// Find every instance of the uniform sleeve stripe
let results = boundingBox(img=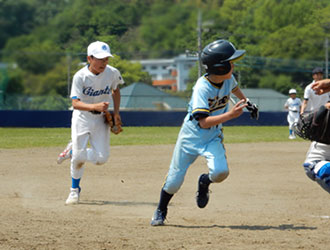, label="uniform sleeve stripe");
[192,108,209,114]
[231,85,239,92]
